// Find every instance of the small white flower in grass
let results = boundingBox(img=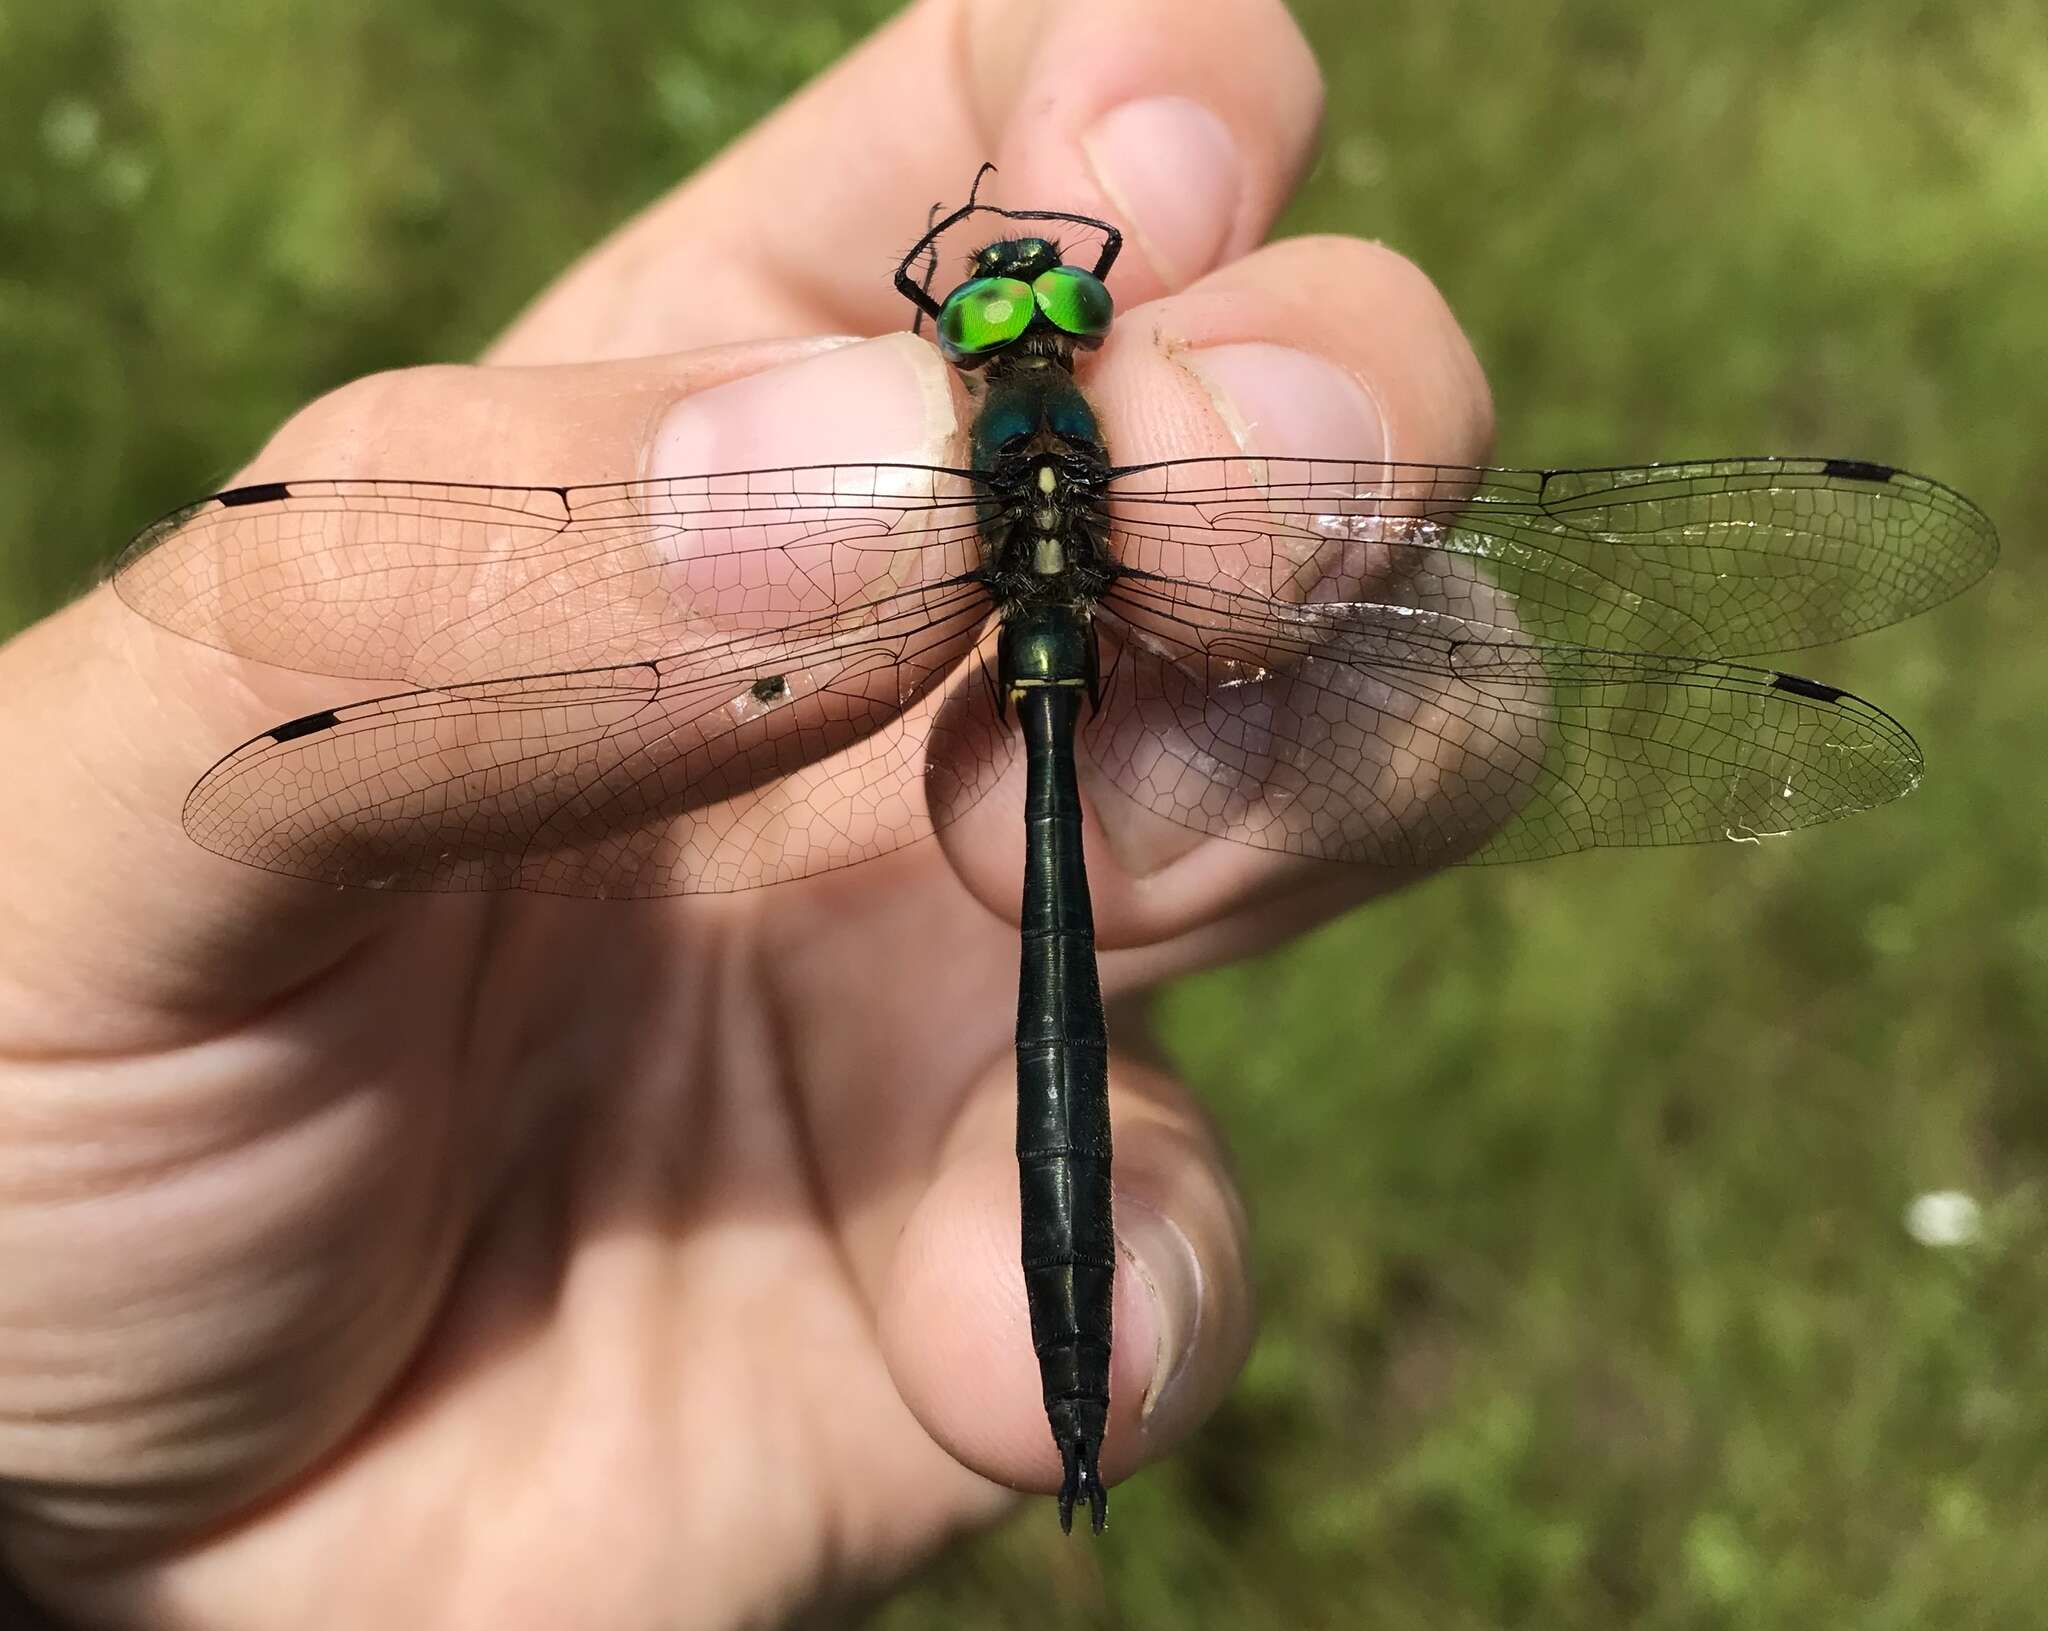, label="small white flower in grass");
[41,97,101,165]
[100,148,153,208]
[1904,1190,1980,1247]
